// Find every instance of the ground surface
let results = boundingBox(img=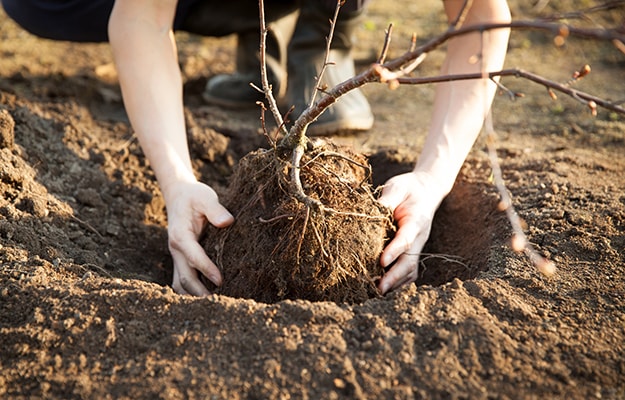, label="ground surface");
[1,1,624,399]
